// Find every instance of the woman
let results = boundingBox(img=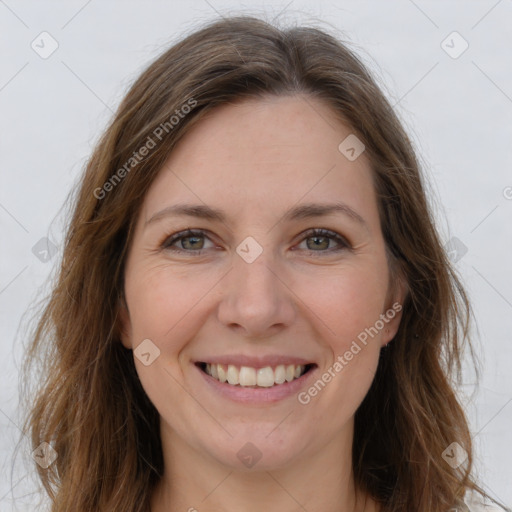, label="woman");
[22,14,508,512]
